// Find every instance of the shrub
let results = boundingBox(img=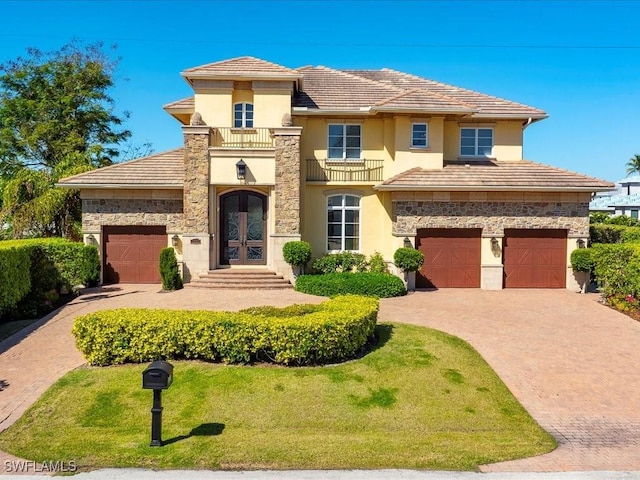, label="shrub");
[282,241,312,268]
[159,247,183,291]
[591,243,640,299]
[72,295,379,366]
[82,245,101,287]
[312,252,368,273]
[621,227,640,243]
[368,251,389,274]
[294,272,406,298]
[589,224,626,244]
[0,246,31,317]
[570,248,594,272]
[393,247,424,273]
